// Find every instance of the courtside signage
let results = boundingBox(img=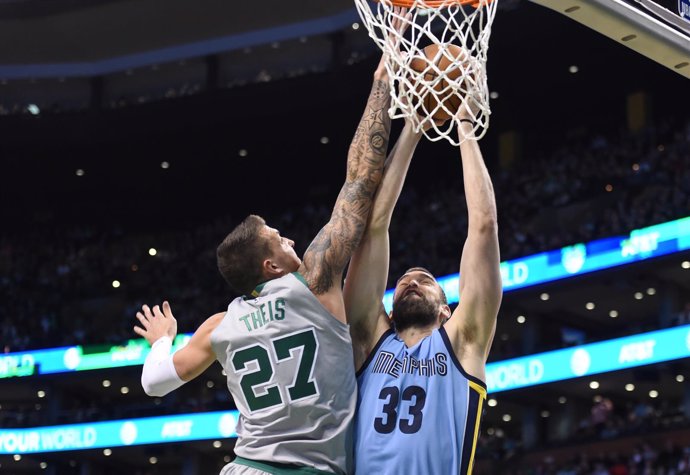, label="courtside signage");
[485,324,690,393]
[0,411,239,454]
[0,335,191,379]
[2,216,688,380]
[2,327,688,454]
[382,215,690,310]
